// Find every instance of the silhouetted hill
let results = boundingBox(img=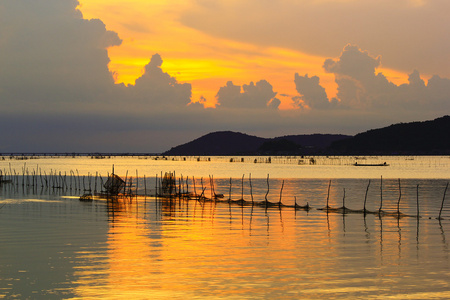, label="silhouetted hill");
[164,131,267,156]
[164,131,350,156]
[275,134,351,150]
[329,115,450,155]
